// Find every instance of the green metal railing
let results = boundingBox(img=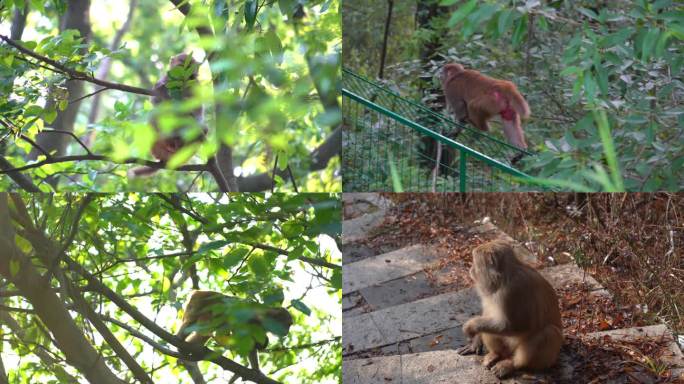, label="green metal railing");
[342,68,536,192]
